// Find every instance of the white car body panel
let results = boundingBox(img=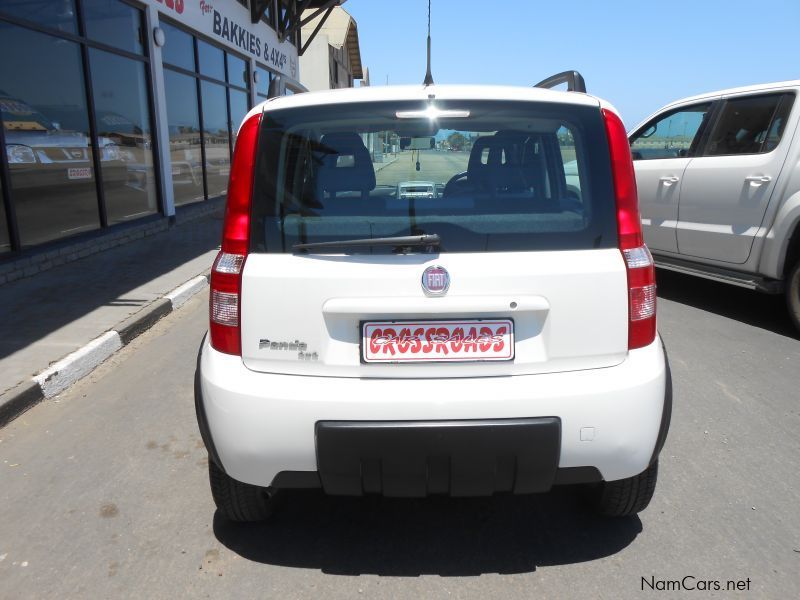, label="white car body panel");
[635,158,689,253]
[200,335,667,487]
[240,249,629,378]
[677,116,796,264]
